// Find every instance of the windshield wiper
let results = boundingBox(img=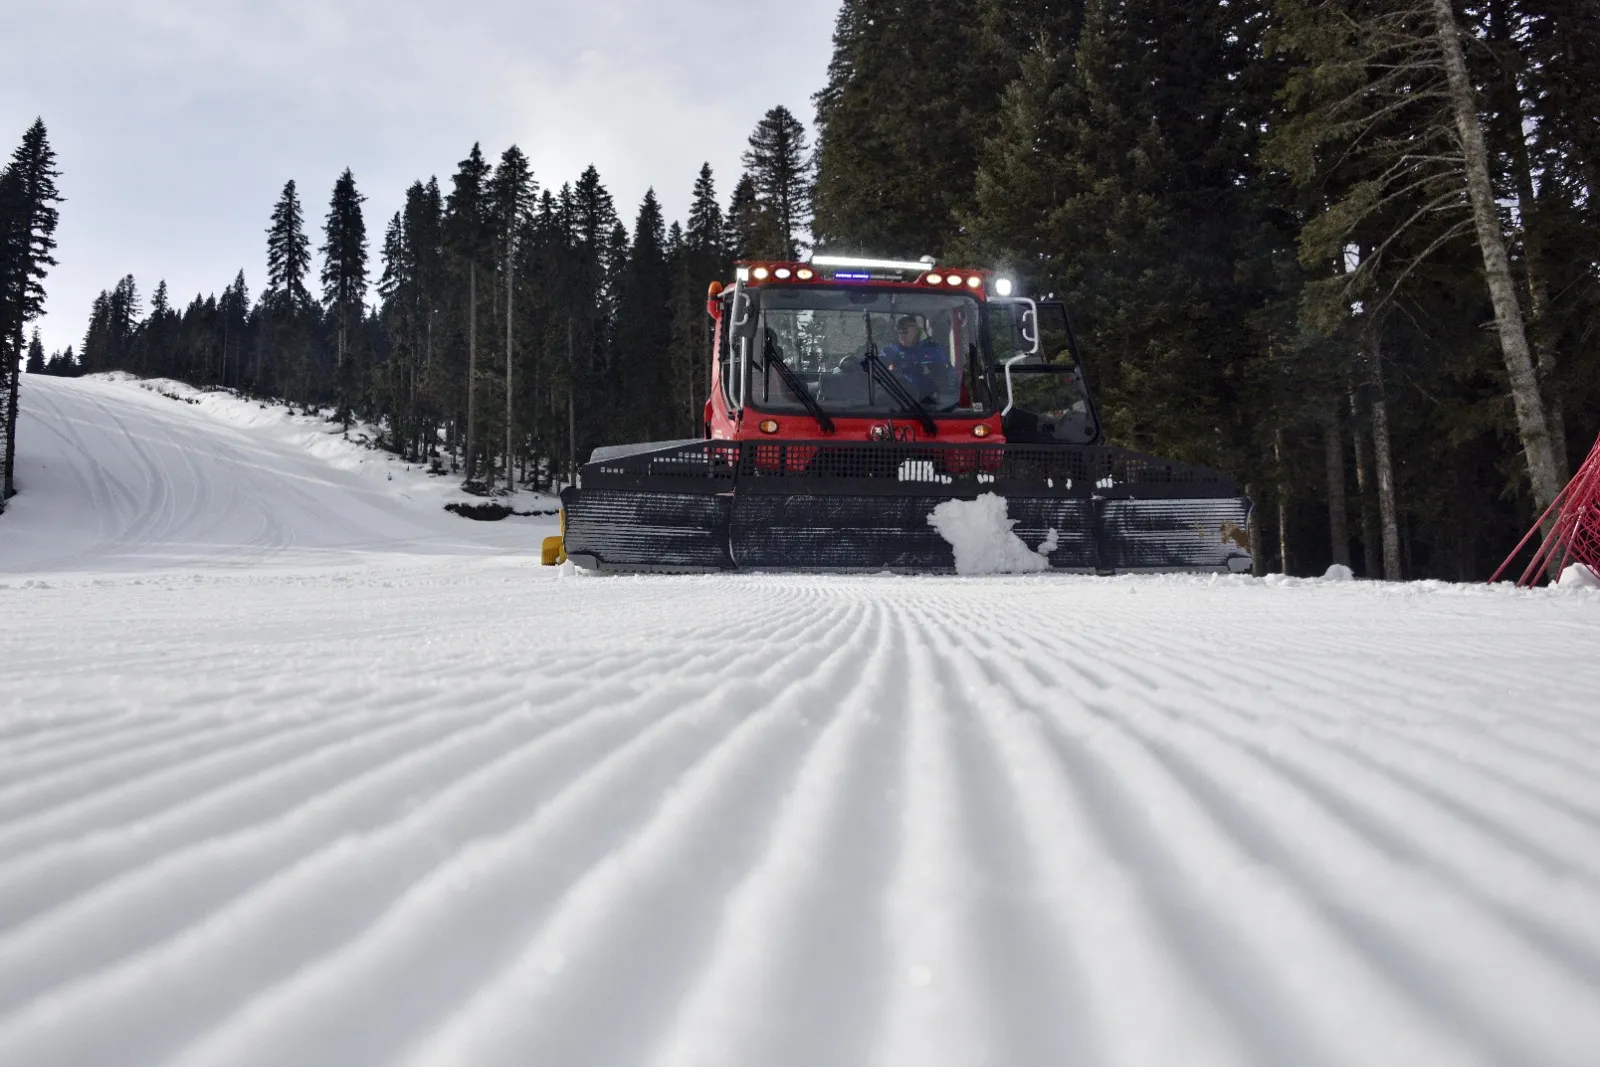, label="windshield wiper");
[860,346,938,436]
[763,333,835,436]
